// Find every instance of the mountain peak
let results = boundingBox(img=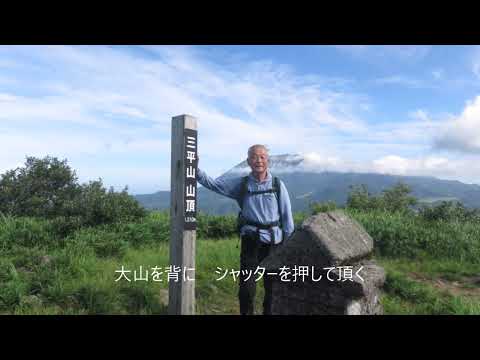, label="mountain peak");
[227,153,305,175]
